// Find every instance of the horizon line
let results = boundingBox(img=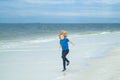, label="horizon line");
[0,22,120,24]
